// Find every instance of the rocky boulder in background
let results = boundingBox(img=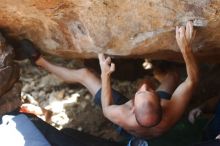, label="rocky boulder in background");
[0,33,22,115]
[0,0,219,62]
